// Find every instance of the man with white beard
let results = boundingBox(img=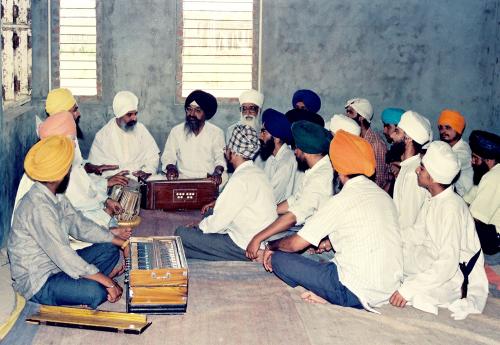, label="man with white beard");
[226,89,264,142]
